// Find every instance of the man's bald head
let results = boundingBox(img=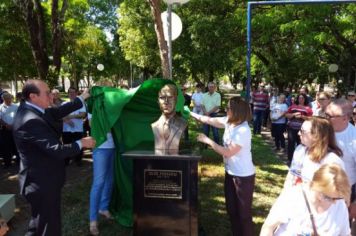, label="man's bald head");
[22,80,51,109]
